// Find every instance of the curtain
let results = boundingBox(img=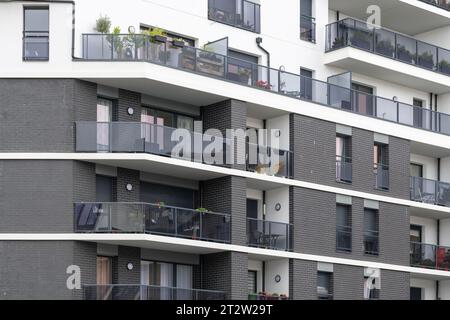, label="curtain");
[96,99,111,151]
